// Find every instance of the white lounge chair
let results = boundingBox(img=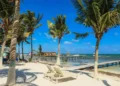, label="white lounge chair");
[50,66,77,83]
[44,65,55,79]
